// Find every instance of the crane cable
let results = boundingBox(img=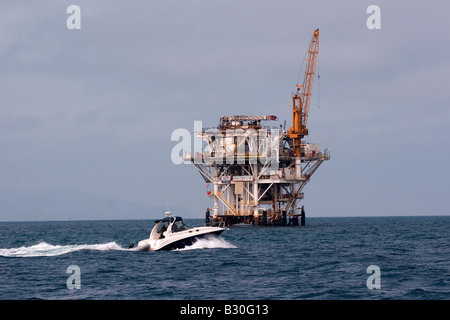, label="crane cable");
[295,31,321,112]
[295,47,309,89]
[317,54,321,109]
